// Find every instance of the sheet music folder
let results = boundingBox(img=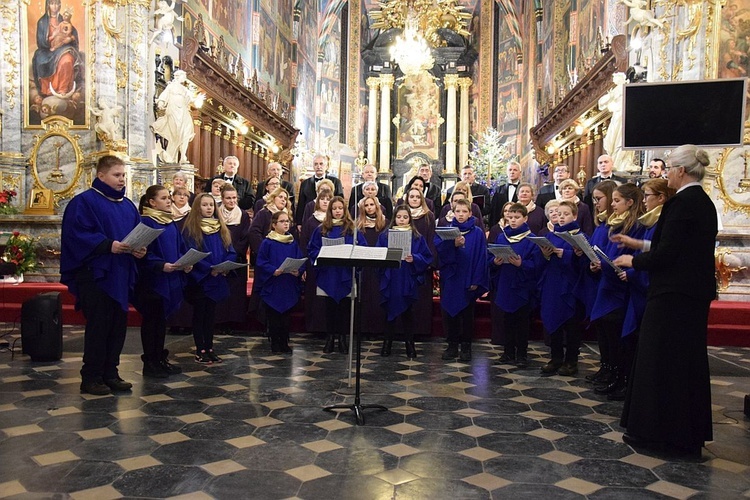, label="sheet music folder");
[316,245,402,269]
